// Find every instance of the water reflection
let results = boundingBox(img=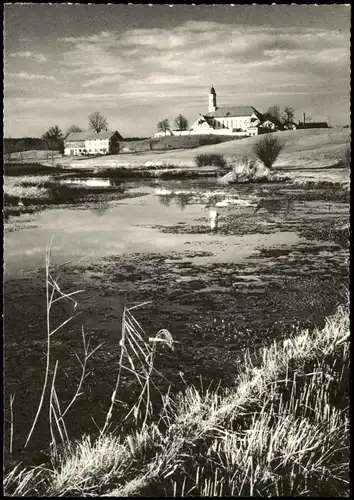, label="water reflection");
[157,191,195,211]
[156,188,229,211]
[158,194,173,207]
[90,202,110,217]
[175,192,194,211]
[254,197,294,215]
[61,177,122,188]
